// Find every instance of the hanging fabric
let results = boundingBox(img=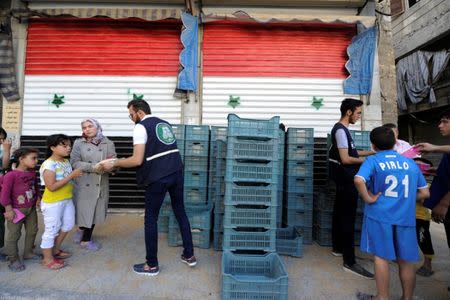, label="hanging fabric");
[177,12,198,92]
[343,26,377,95]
